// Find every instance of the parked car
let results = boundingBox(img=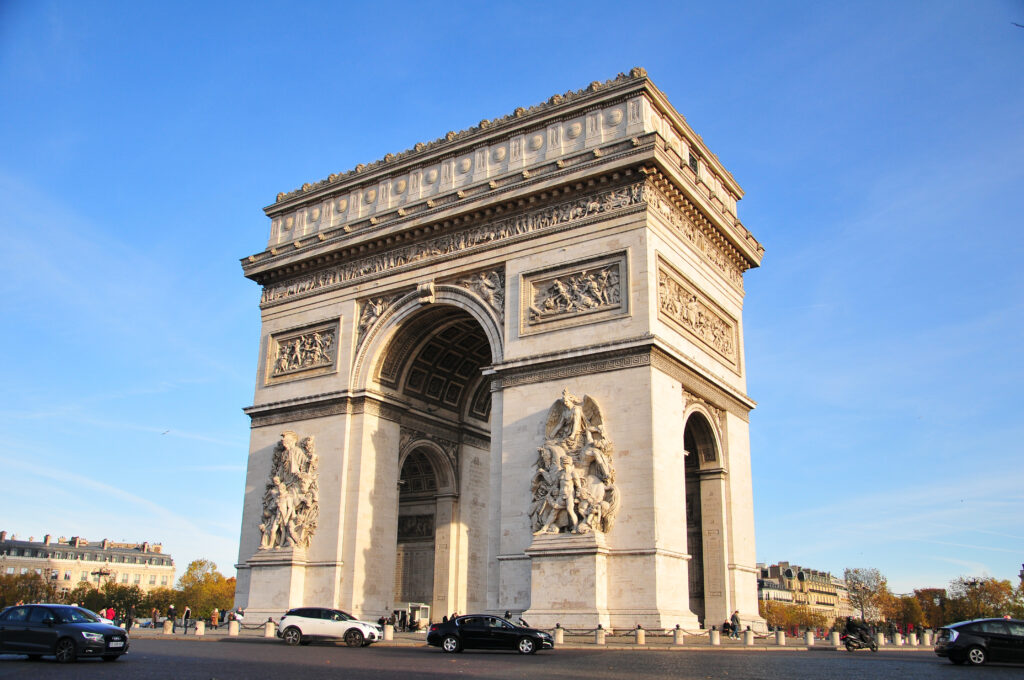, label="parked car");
[934,617,1024,665]
[277,607,382,647]
[427,615,554,654]
[0,604,129,663]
